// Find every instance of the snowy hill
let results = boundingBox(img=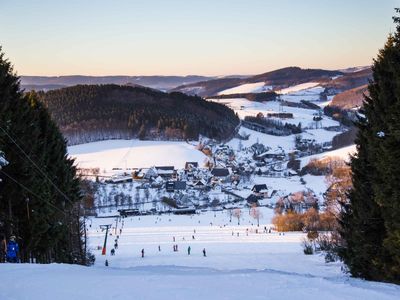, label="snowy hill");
[172,67,343,97]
